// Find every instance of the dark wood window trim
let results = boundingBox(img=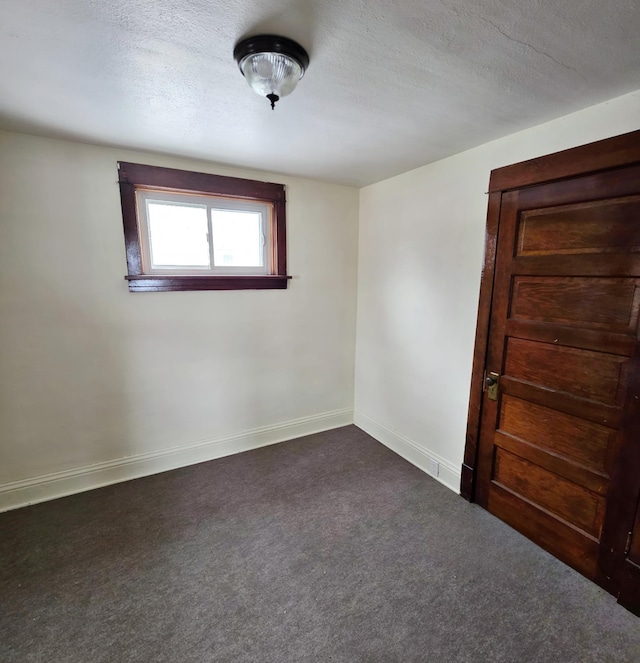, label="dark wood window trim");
[118,161,290,291]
